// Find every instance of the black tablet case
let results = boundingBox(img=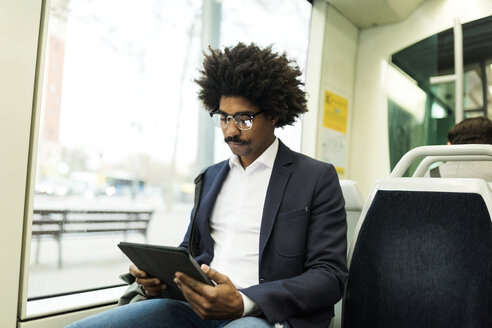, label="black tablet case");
[118,241,213,301]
